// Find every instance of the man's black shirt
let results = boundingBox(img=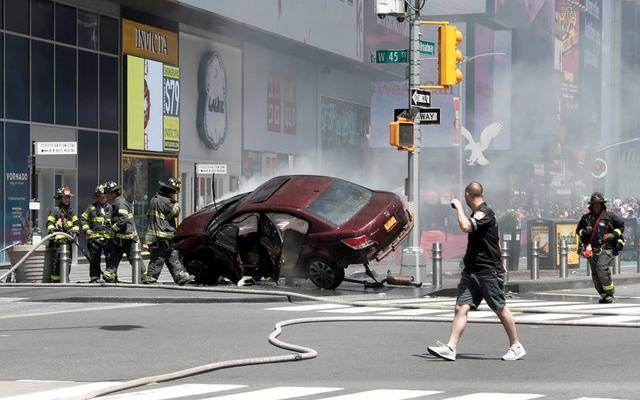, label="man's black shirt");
[463,202,501,273]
